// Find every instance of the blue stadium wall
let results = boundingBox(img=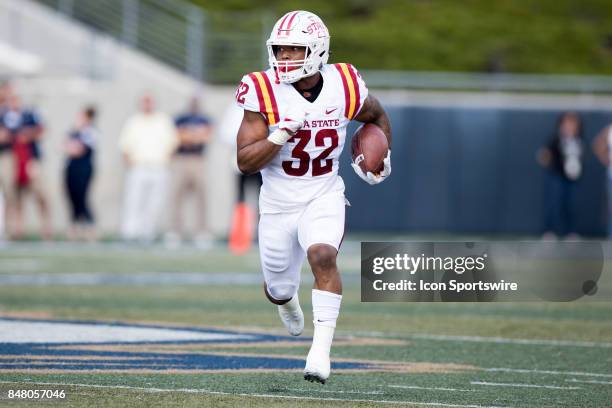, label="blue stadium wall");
[339,105,612,237]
